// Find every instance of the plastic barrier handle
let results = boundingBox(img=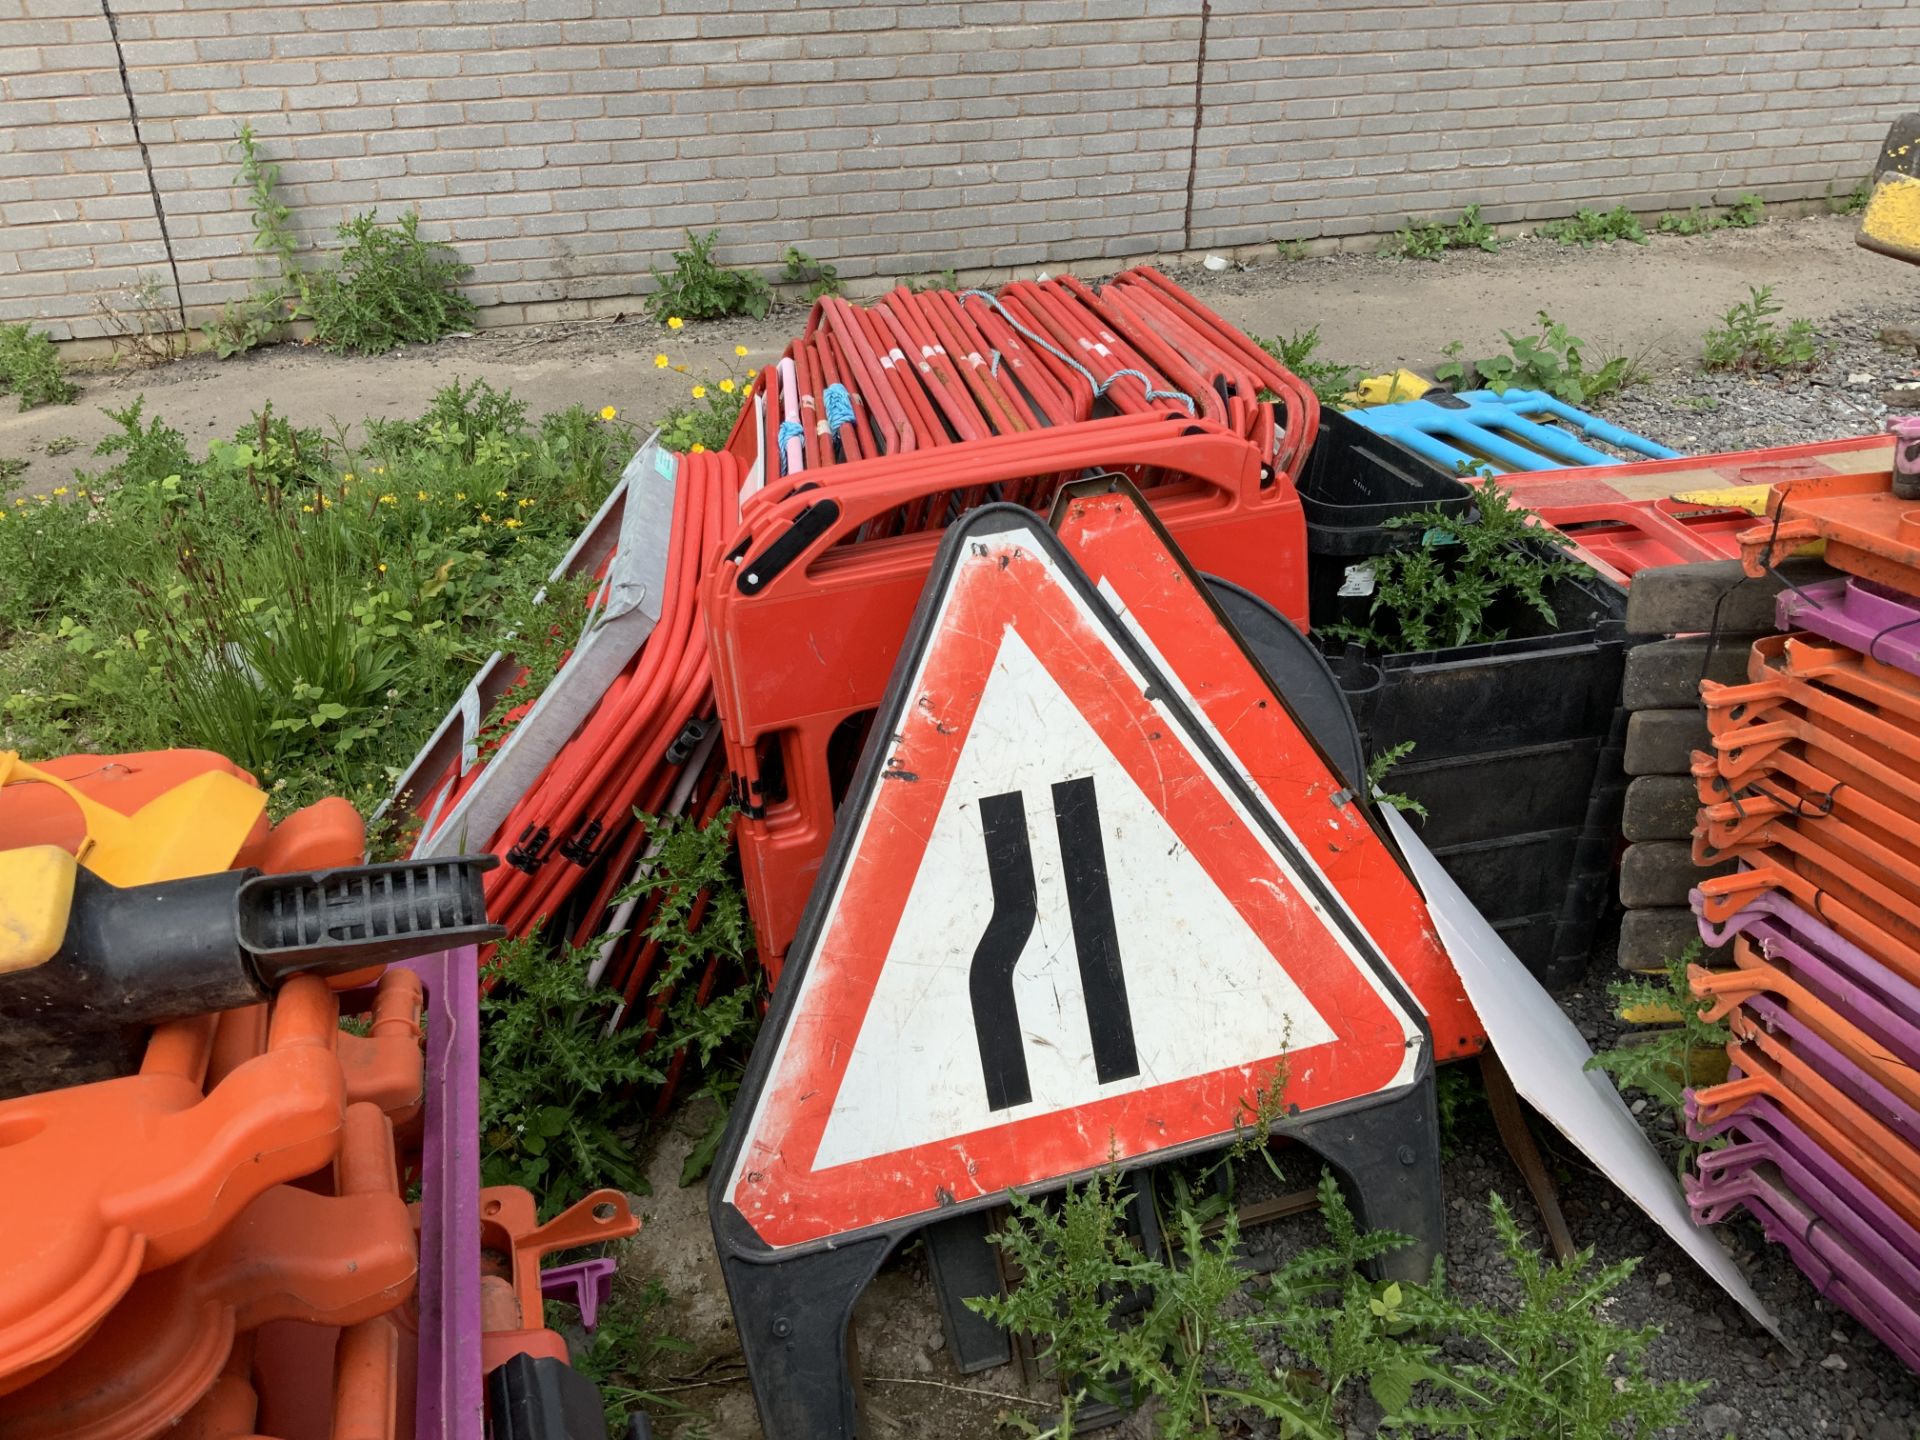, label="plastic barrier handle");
[1739,516,1823,574]
[732,426,1260,600]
